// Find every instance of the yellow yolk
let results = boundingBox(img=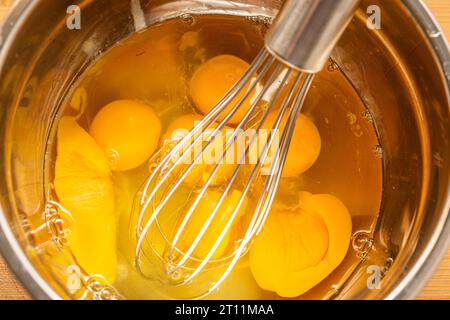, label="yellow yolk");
[163,114,236,186]
[90,100,162,171]
[259,111,321,177]
[249,193,352,297]
[180,189,248,259]
[190,55,255,125]
[54,116,117,283]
